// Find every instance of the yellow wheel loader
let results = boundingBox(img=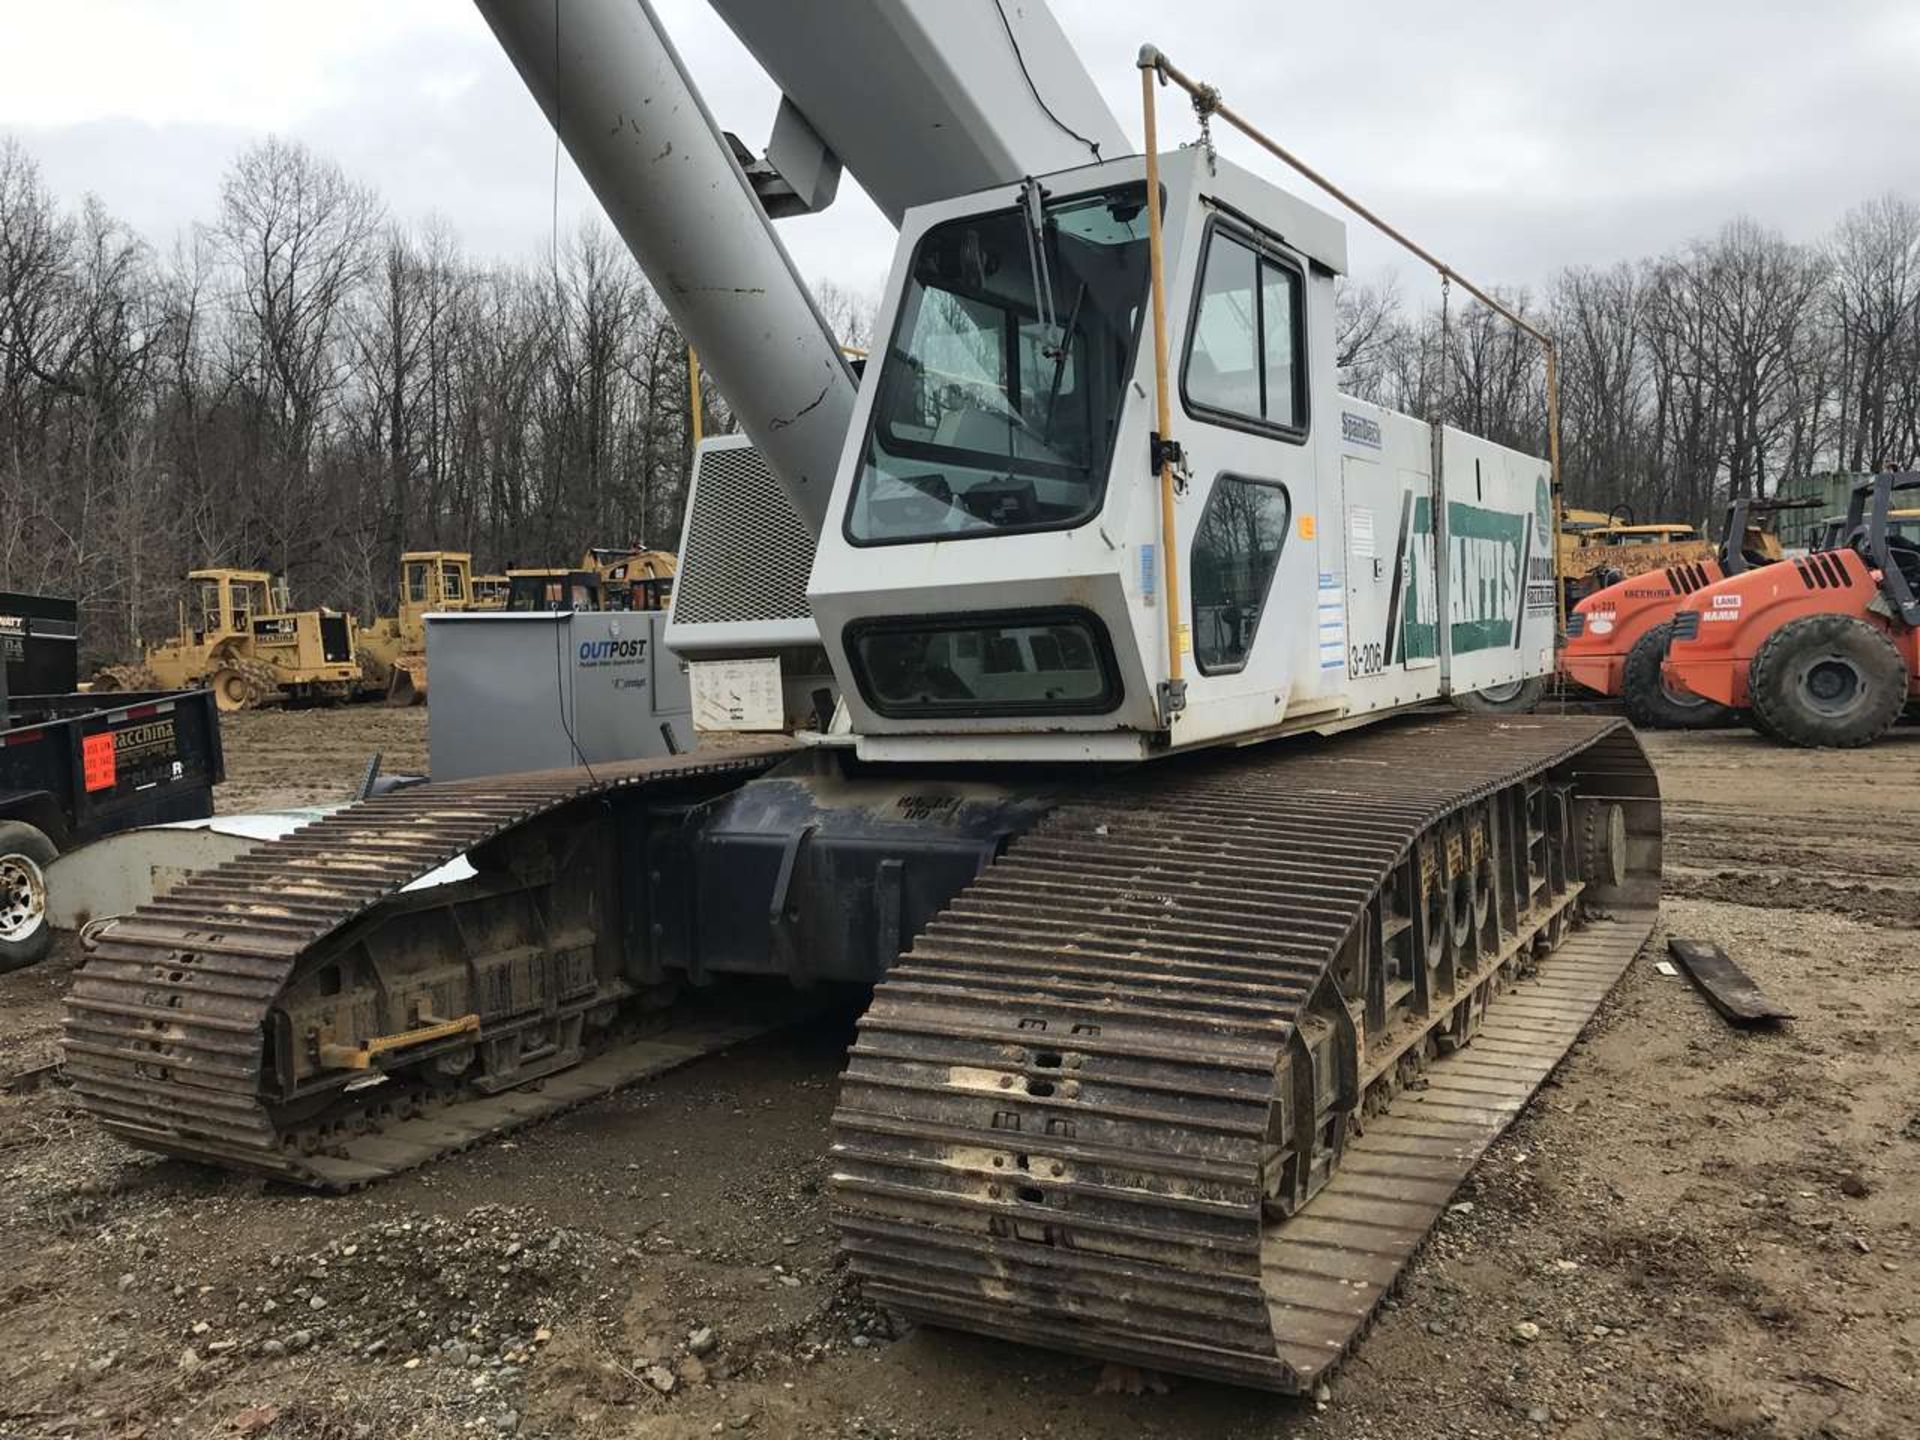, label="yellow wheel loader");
[357,551,485,706]
[1558,504,1771,607]
[111,570,360,713]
